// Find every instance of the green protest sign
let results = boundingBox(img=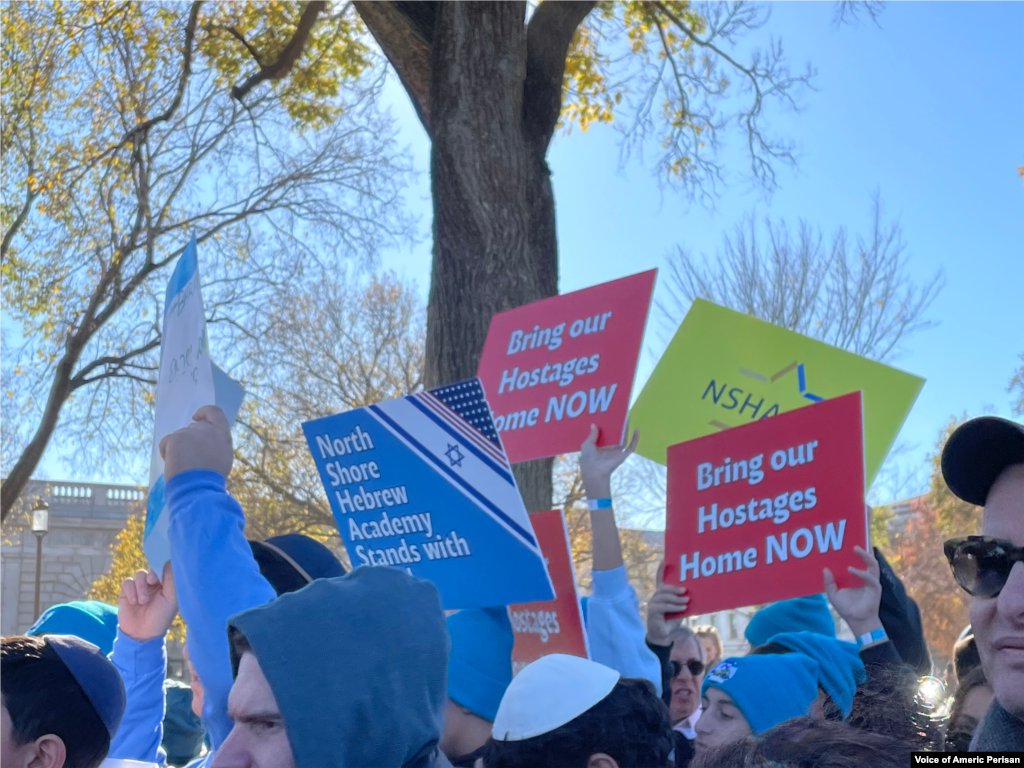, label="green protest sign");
[629,299,924,487]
